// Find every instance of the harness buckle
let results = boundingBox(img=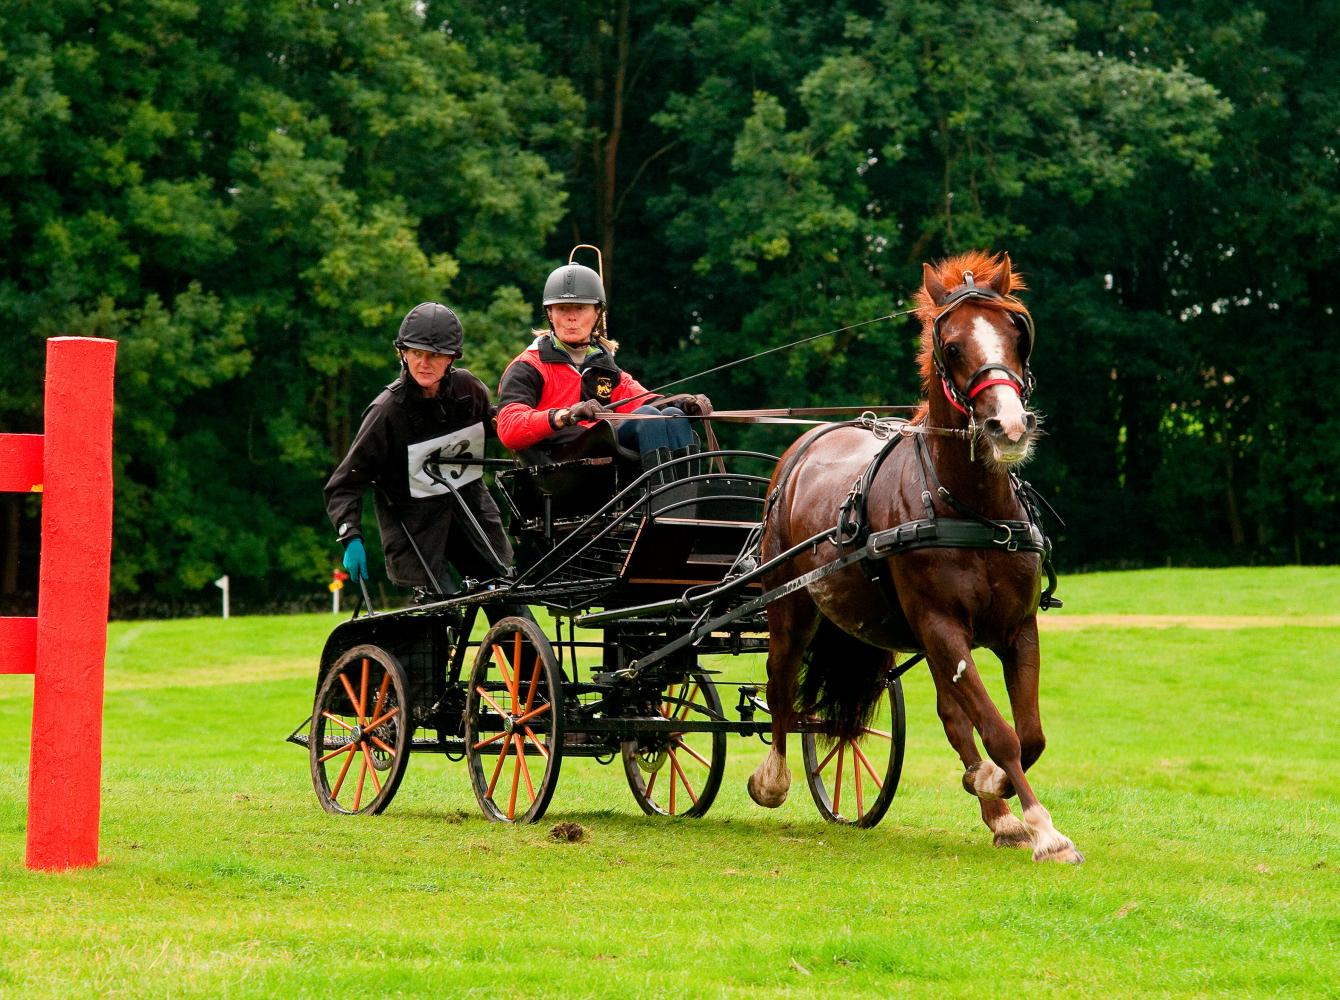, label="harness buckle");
[993,524,1020,551]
